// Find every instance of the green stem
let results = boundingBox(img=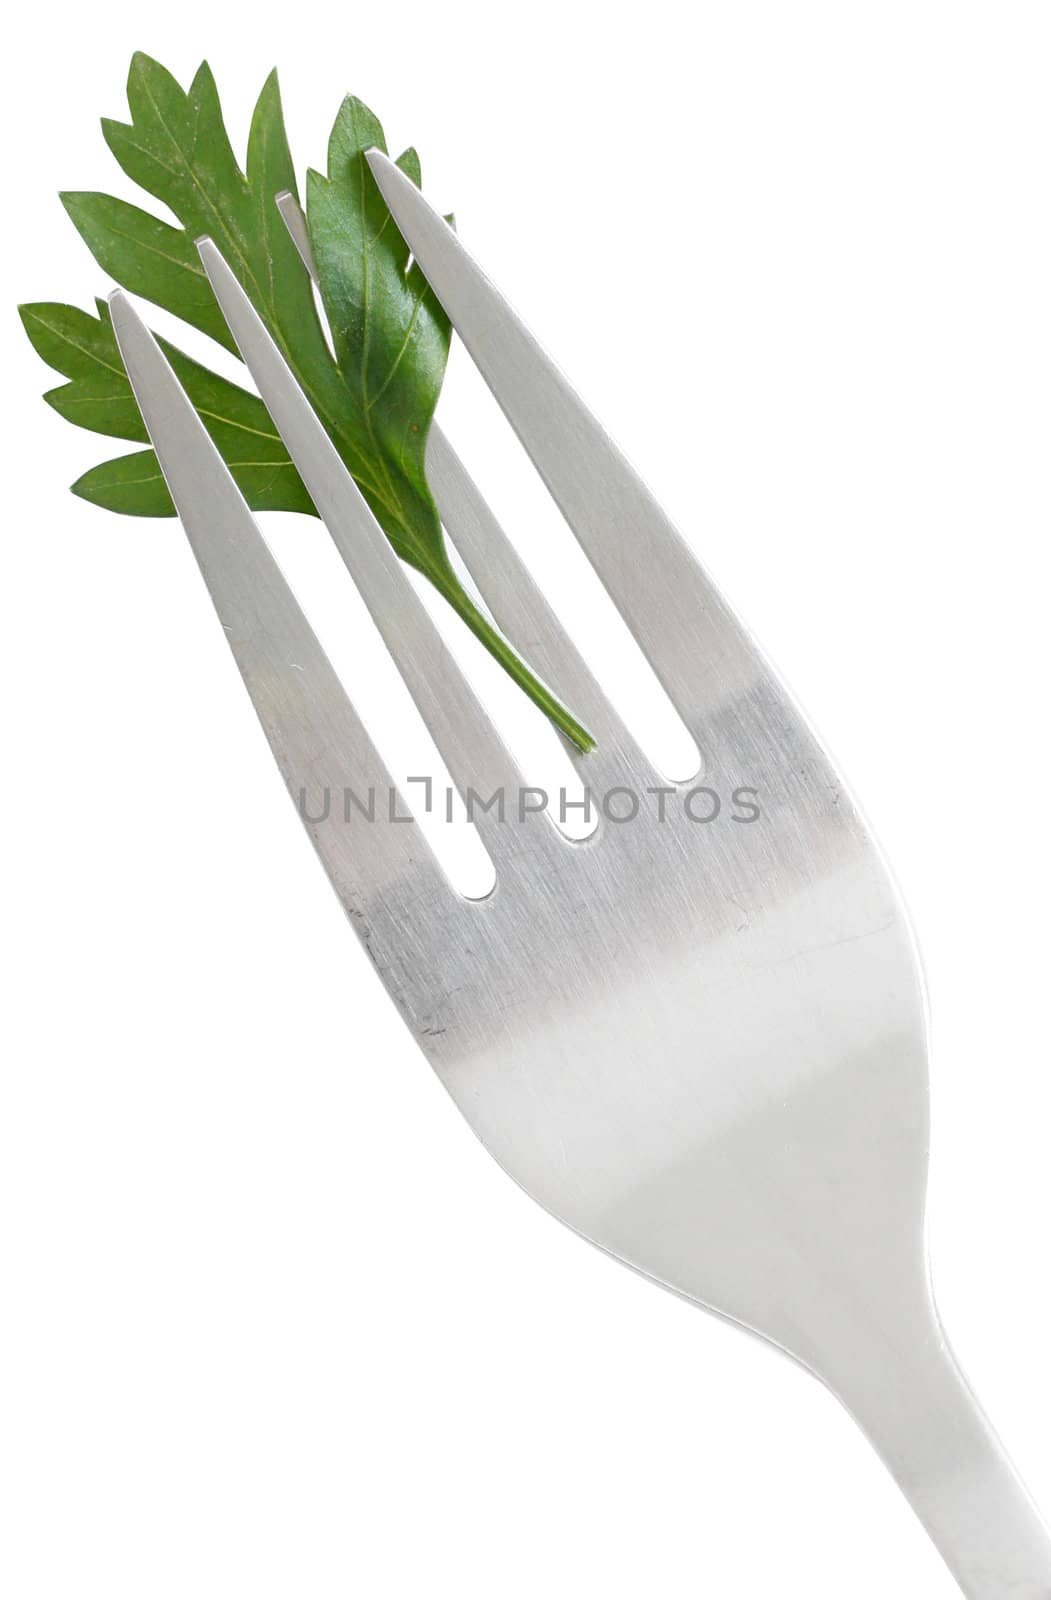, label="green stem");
[438,581,595,755]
